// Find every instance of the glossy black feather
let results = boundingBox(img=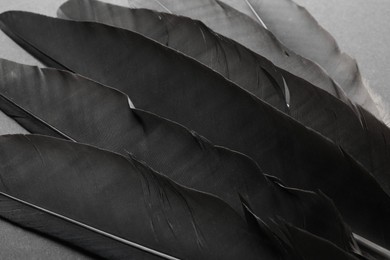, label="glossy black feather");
[0,134,287,260]
[0,58,355,250]
[58,0,289,112]
[0,12,389,248]
[58,0,390,195]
